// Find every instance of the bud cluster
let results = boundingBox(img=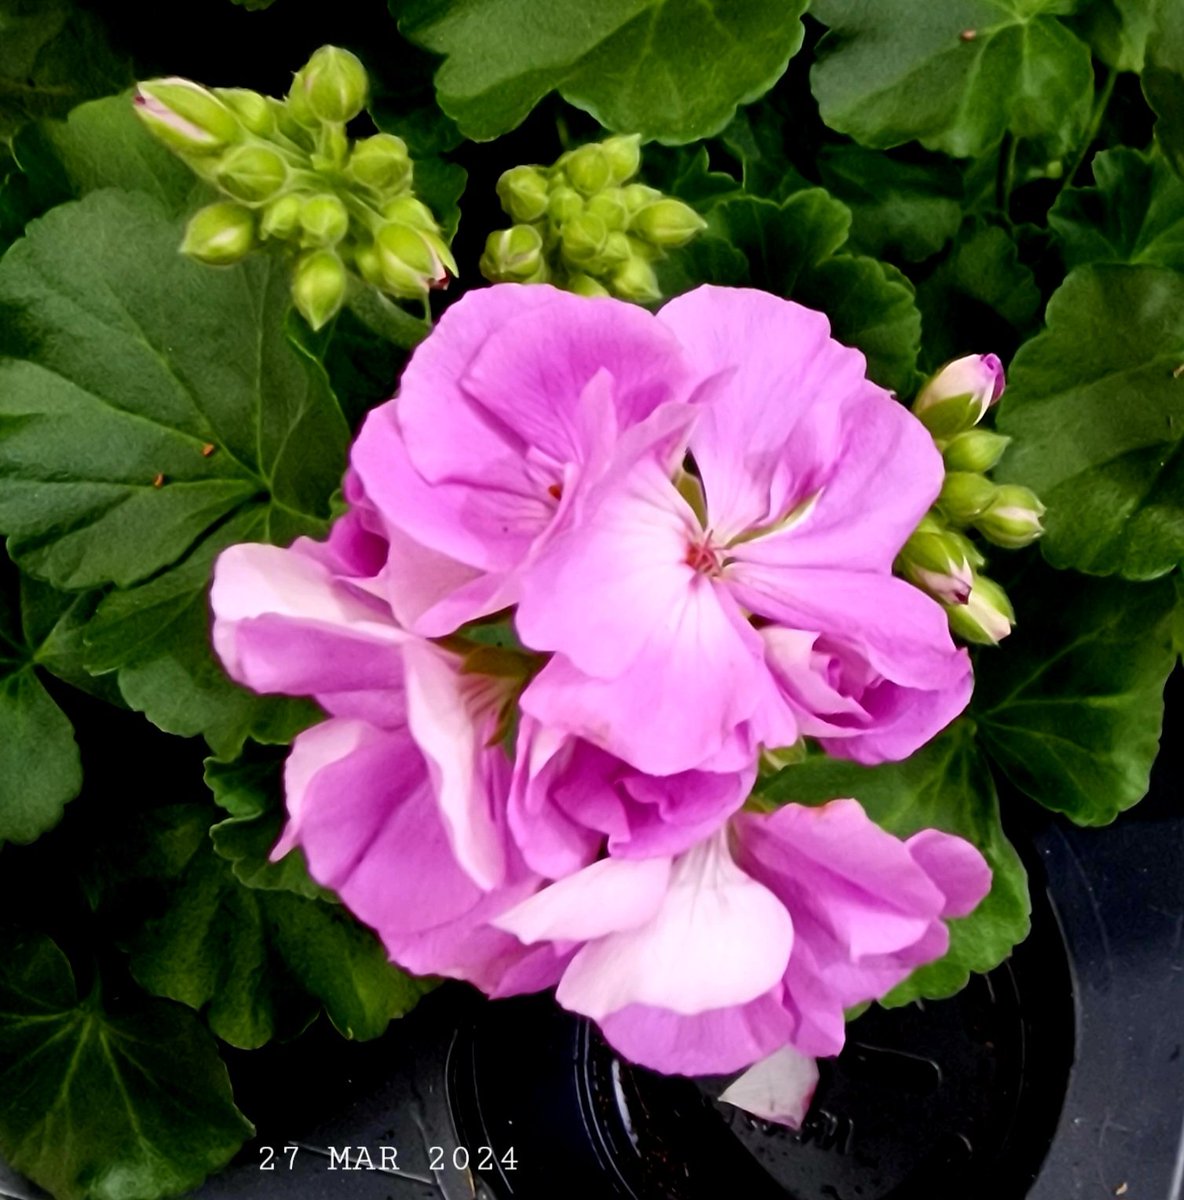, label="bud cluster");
[479,135,707,304]
[897,355,1045,646]
[135,46,455,330]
